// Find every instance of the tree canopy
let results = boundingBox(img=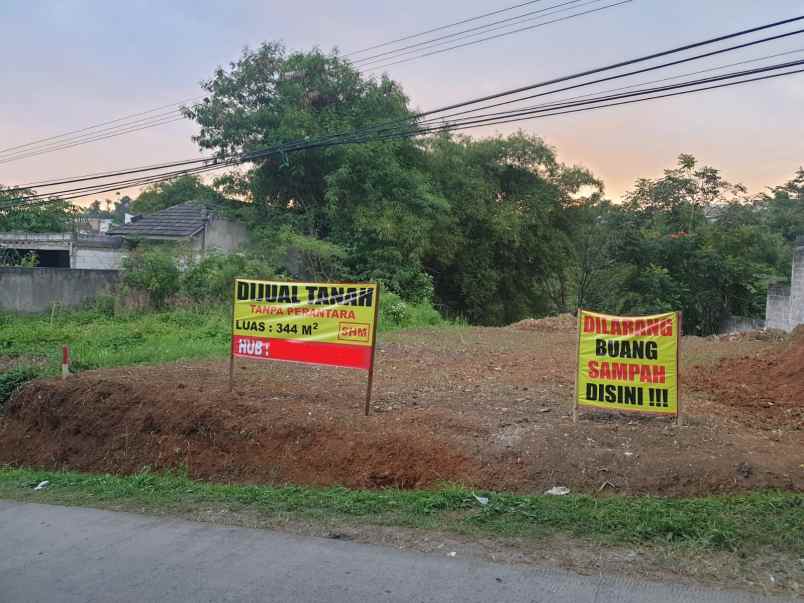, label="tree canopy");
[5,44,799,334]
[0,187,75,233]
[129,175,222,215]
[174,44,804,333]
